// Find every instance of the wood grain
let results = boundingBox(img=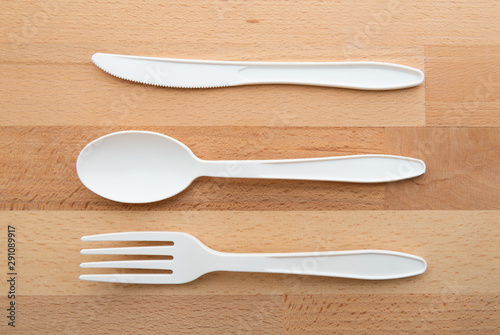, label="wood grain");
[425,45,500,127]
[1,0,499,333]
[1,1,498,52]
[0,126,388,210]
[1,126,498,210]
[1,293,498,334]
[2,210,499,332]
[386,127,500,209]
[1,210,498,296]
[2,295,283,334]
[0,60,425,127]
[284,294,500,334]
